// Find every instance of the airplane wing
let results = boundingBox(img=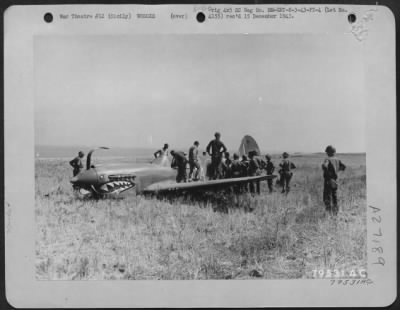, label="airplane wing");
[143,175,276,193]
